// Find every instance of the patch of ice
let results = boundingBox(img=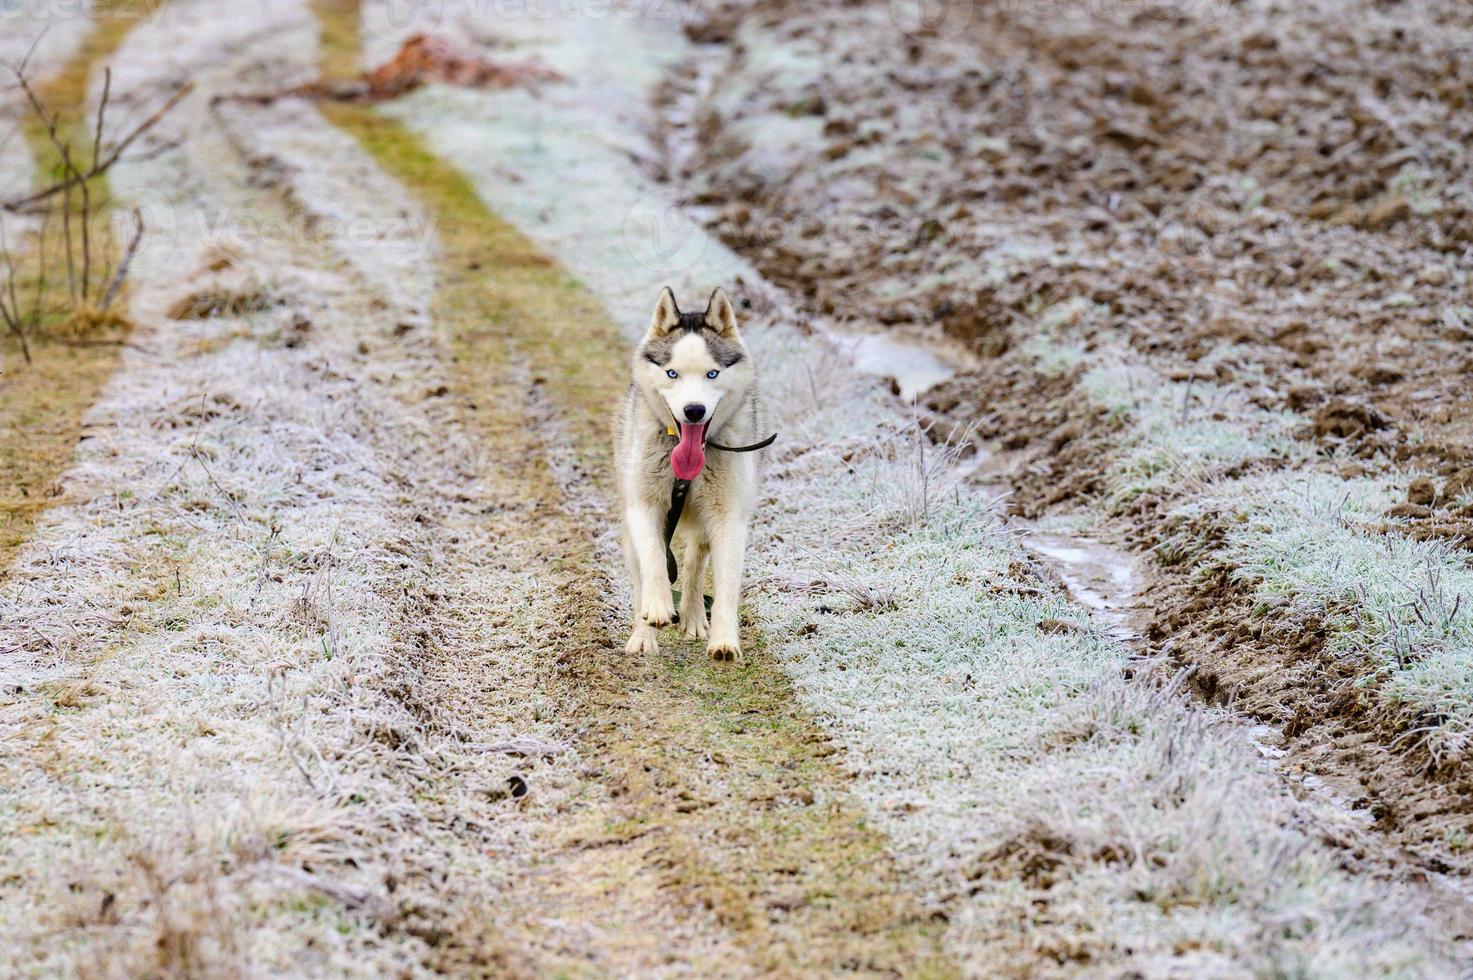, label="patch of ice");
[816,326,961,401]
